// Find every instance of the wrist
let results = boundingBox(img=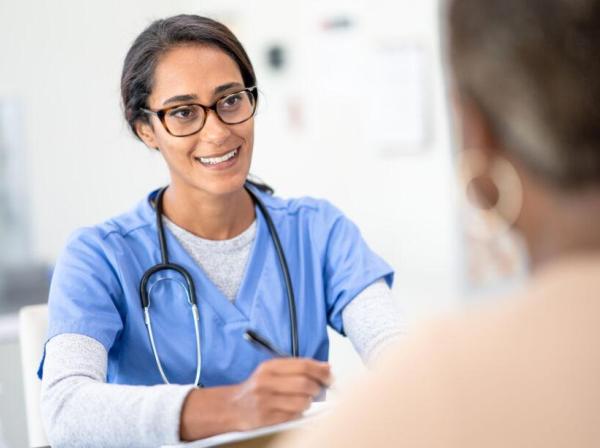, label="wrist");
[179,384,241,441]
